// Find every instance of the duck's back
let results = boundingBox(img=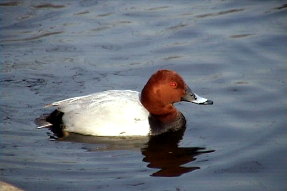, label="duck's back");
[50,90,150,136]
